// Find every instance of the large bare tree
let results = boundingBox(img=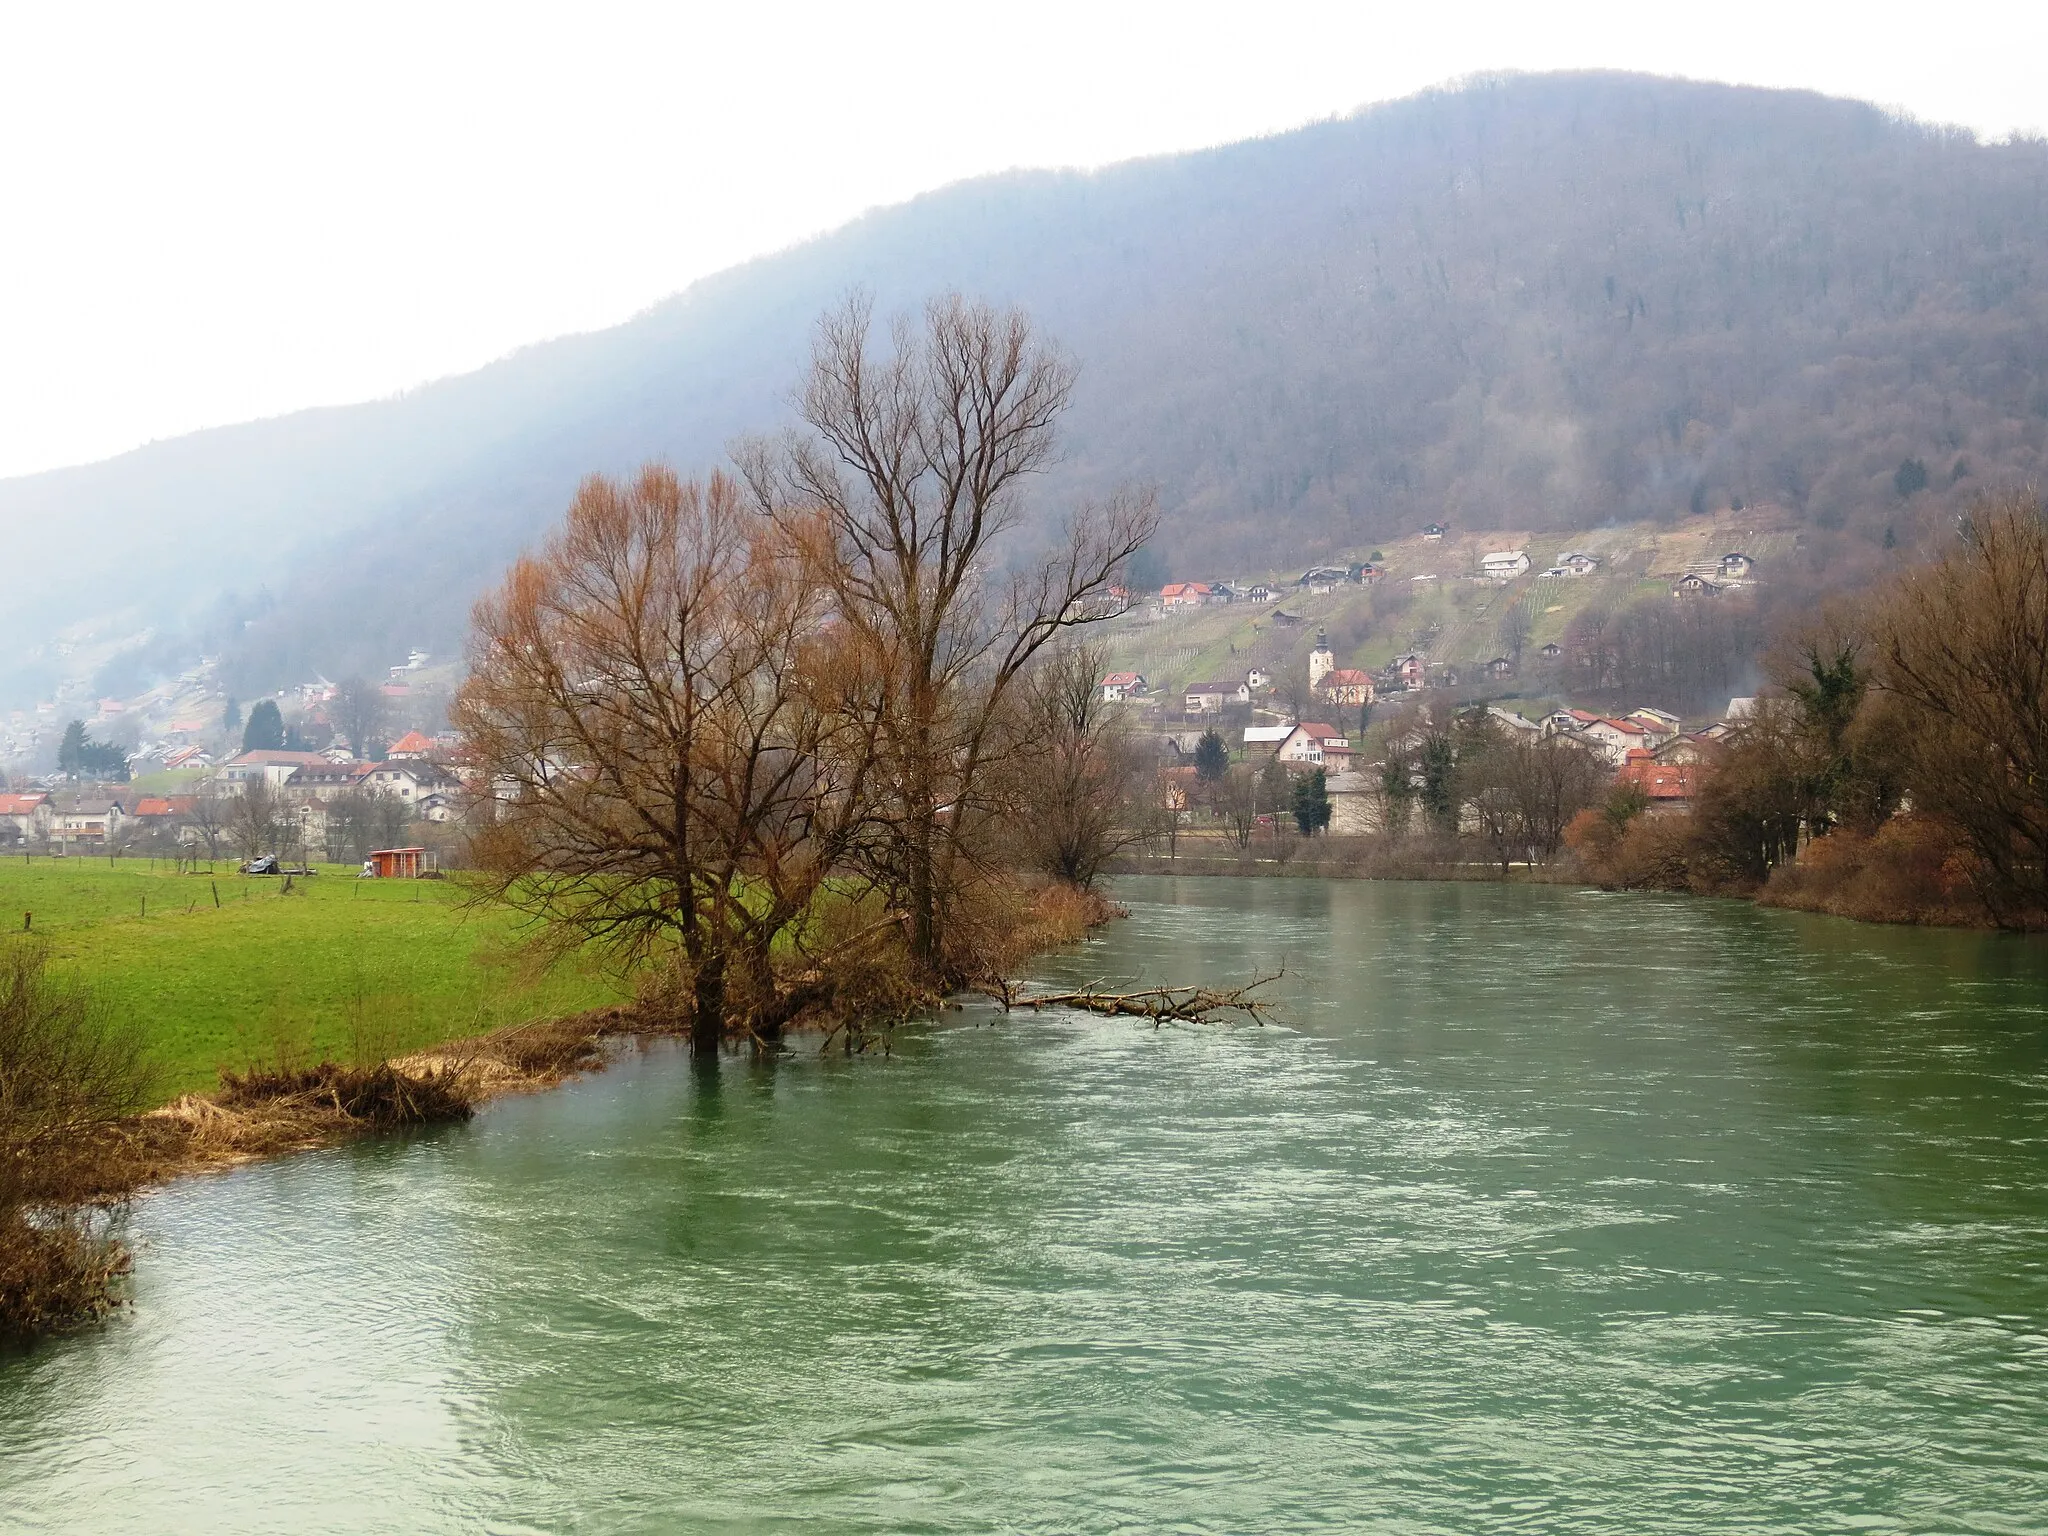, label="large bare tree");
[737,292,1156,981]
[456,467,881,1055]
